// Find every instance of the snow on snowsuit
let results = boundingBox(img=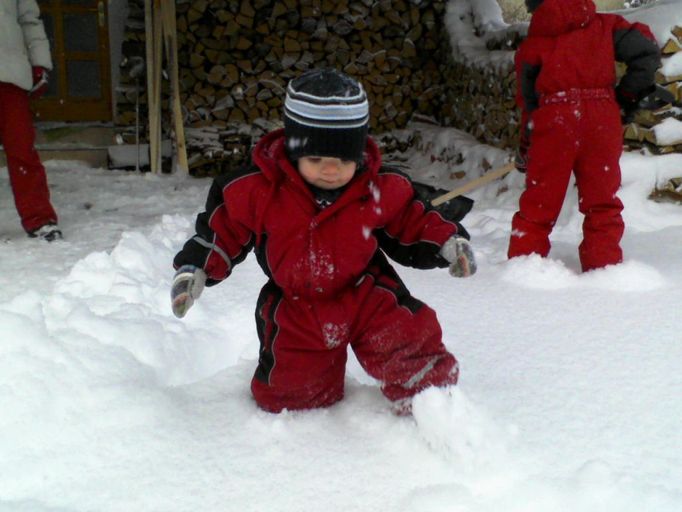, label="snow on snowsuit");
[508,0,659,271]
[174,130,466,412]
[0,0,57,232]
